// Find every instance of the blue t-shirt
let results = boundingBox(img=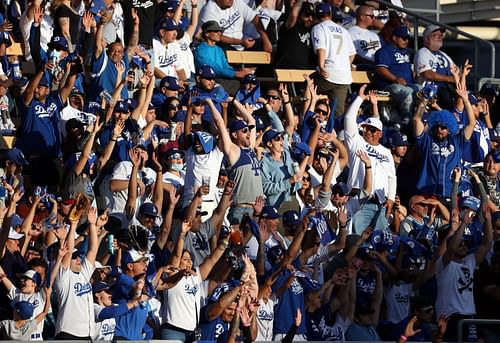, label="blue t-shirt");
[113,300,151,340]
[459,114,491,164]
[271,258,306,335]
[90,51,129,102]
[16,92,63,157]
[374,43,413,89]
[306,306,345,341]
[199,305,230,343]
[356,271,377,307]
[98,119,141,162]
[416,131,469,197]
